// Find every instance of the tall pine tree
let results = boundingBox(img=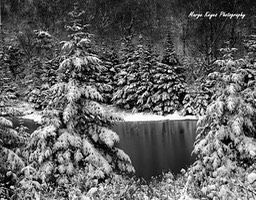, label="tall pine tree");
[162,33,179,67]
[187,52,256,199]
[28,4,134,196]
